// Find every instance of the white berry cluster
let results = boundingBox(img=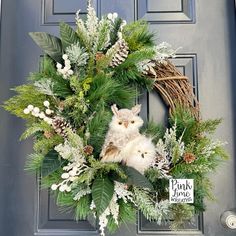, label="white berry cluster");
[50,172,74,192]
[23,100,54,125]
[107,12,118,22]
[51,162,88,192]
[51,140,87,192]
[107,12,127,40]
[56,54,74,79]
